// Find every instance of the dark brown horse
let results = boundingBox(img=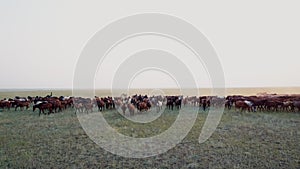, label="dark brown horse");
[33,102,53,116]
[49,99,63,113]
[0,101,11,110]
[235,100,252,112]
[138,101,149,112]
[175,98,182,109]
[166,97,175,110]
[15,100,30,111]
[95,97,105,111]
